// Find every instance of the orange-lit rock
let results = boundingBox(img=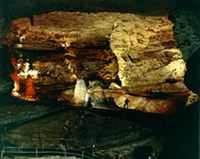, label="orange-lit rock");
[105,90,197,114]
[9,58,20,97]
[10,70,20,96]
[3,11,198,114]
[25,74,36,100]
